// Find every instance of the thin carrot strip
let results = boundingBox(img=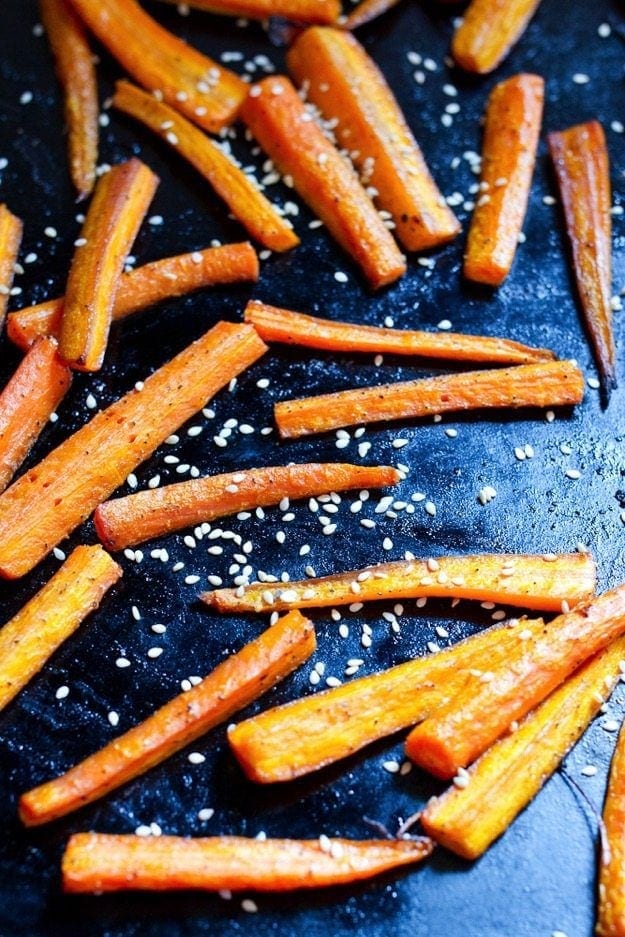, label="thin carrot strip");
[0,205,23,329]
[464,74,544,285]
[59,158,158,372]
[156,0,340,23]
[0,546,121,712]
[68,0,247,132]
[274,359,584,438]
[113,82,298,253]
[0,321,266,580]
[598,718,625,936]
[452,0,543,74]
[40,0,98,199]
[342,0,401,30]
[7,243,259,353]
[202,552,596,615]
[240,76,406,289]
[94,462,400,551]
[286,28,459,252]
[19,611,315,826]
